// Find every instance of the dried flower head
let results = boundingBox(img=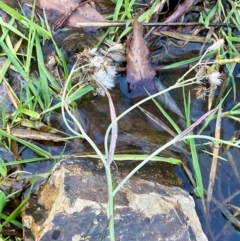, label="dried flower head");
[207,39,224,52]
[90,56,105,68]
[93,67,115,90]
[89,48,98,56]
[194,85,209,100]
[76,47,118,96]
[207,71,222,86]
[195,66,207,84]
